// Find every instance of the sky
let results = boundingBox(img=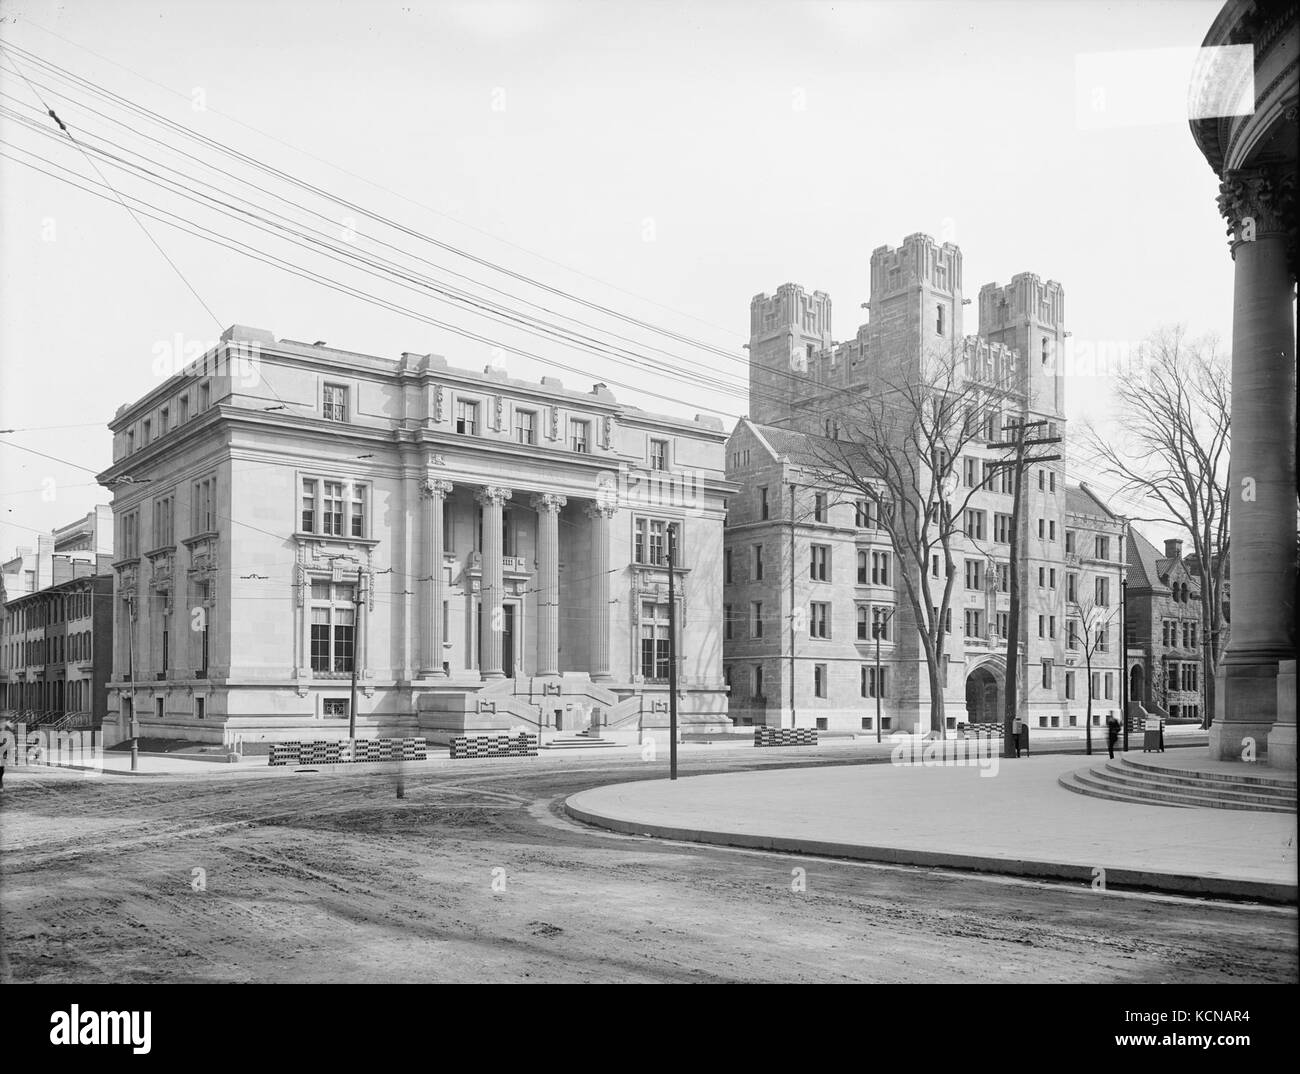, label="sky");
[0,0,1245,559]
